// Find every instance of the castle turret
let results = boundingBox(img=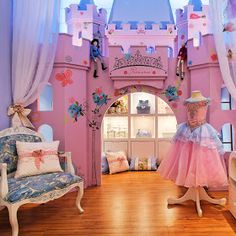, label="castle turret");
[188,0,203,11]
[78,0,95,10]
[65,0,107,54]
[106,0,177,53]
[176,0,212,50]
